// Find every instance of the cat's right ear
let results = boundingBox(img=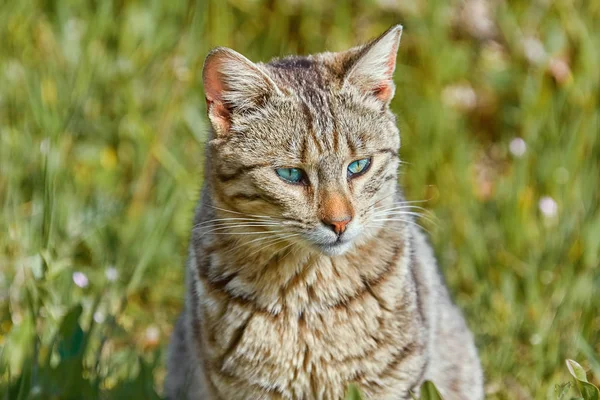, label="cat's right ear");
[203,47,281,136]
[341,25,403,106]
